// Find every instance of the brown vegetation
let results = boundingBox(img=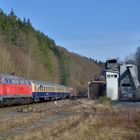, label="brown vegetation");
[0,112,45,132]
[5,100,140,140]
